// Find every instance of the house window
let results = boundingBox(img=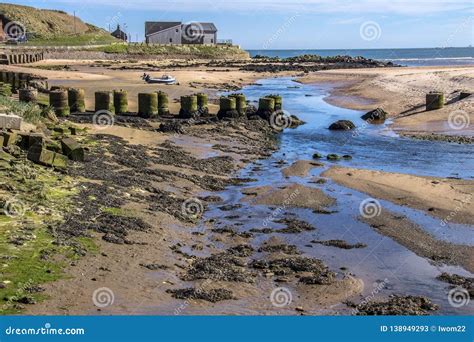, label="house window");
[211,39,214,43]
[169,38,172,43]
[176,29,178,33]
